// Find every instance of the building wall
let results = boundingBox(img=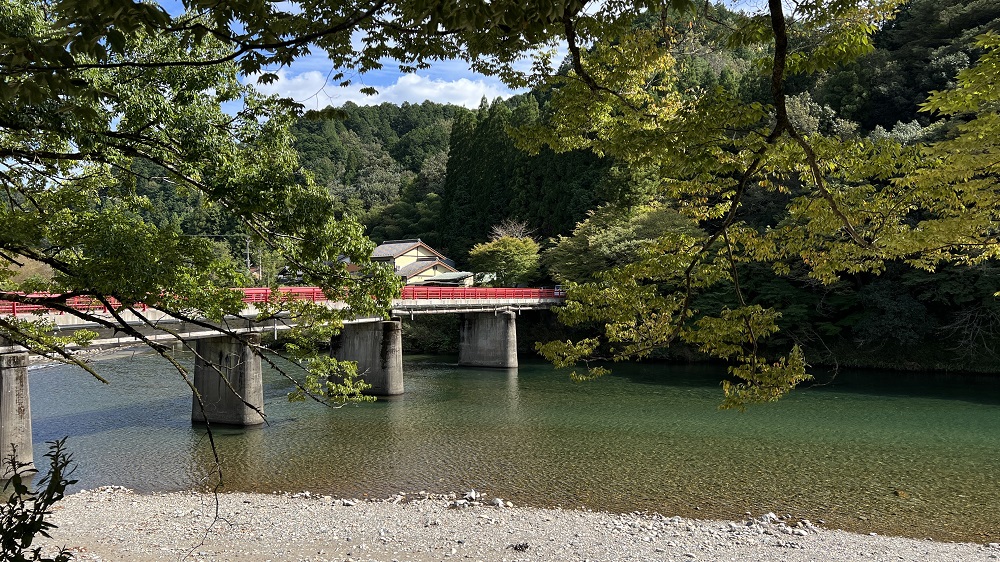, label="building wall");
[394,246,440,268]
[407,264,454,284]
